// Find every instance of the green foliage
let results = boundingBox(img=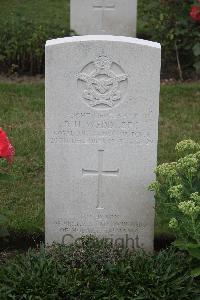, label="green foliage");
[0,174,10,240]
[0,214,9,239]
[0,0,199,76]
[150,140,200,276]
[0,0,70,75]
[0,18,69,75]
[0,237,199,299]
[138,0,200,78]
[0,82,200,236]
[158,83,200,166]
[0,83,44,234]
[173,240,200,277]
[0,161,14,240]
